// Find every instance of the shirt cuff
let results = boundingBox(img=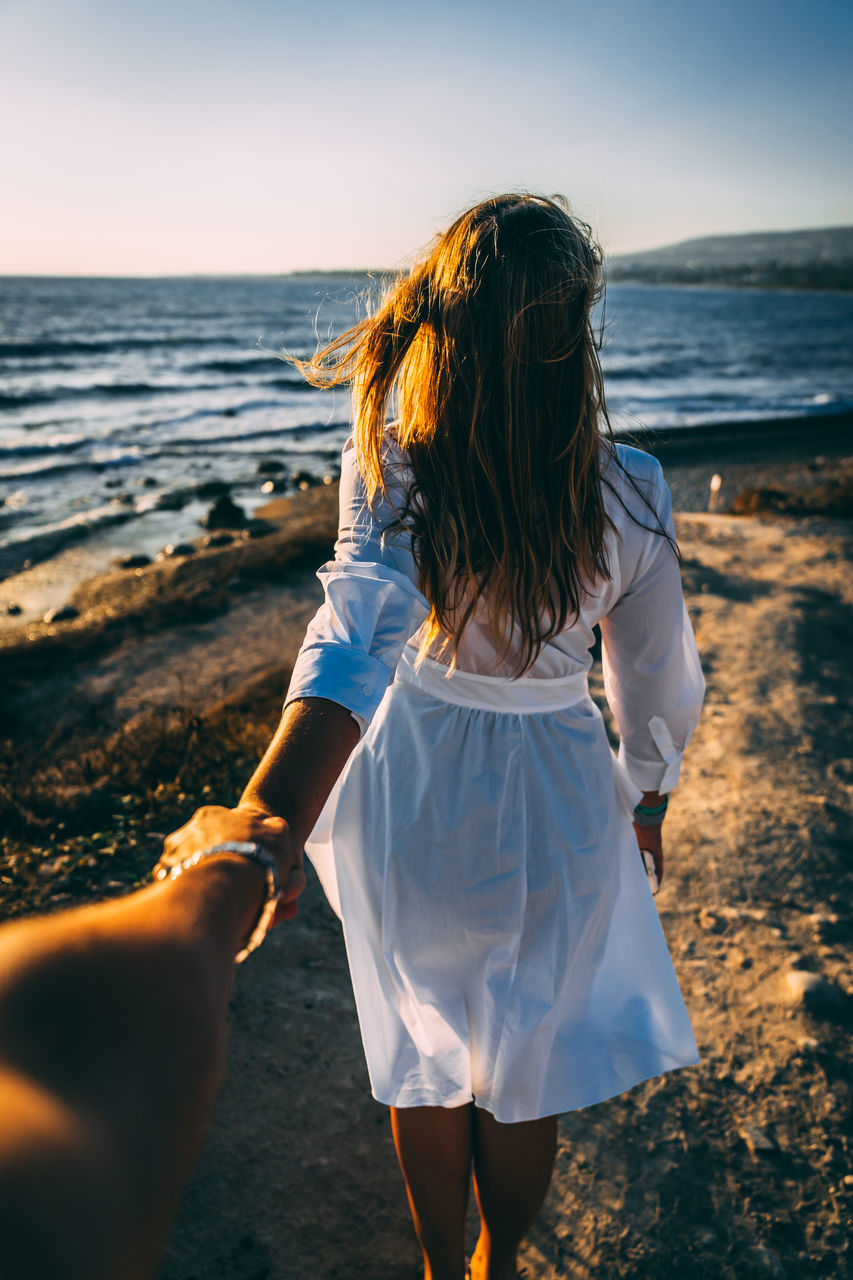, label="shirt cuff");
[284,643,396,733]
[617,743,682,794]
